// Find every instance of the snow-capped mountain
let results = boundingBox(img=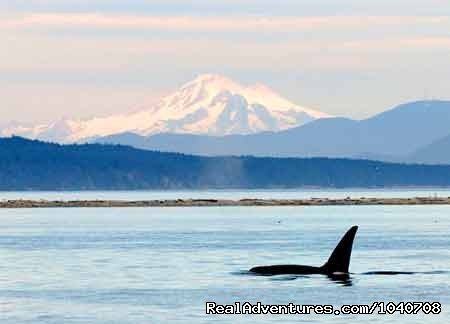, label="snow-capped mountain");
[1,74,331,143]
